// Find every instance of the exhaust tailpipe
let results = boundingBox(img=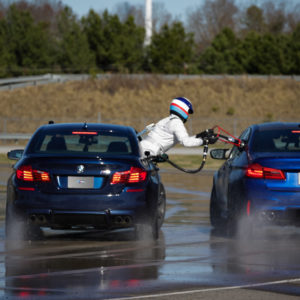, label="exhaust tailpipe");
[30,215,37,223]
[115,216,123,224]
[124,216,132,224]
